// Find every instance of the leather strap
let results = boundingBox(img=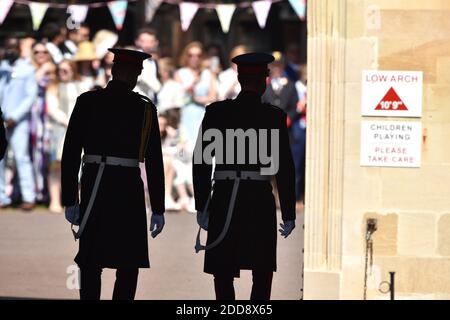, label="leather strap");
[195,170,272,253]
[71,154,140,240]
